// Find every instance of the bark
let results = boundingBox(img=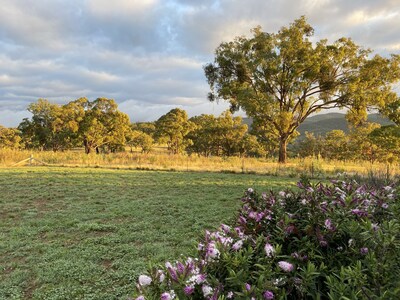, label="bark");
[278,136,288,164]
[84,139,91,154]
